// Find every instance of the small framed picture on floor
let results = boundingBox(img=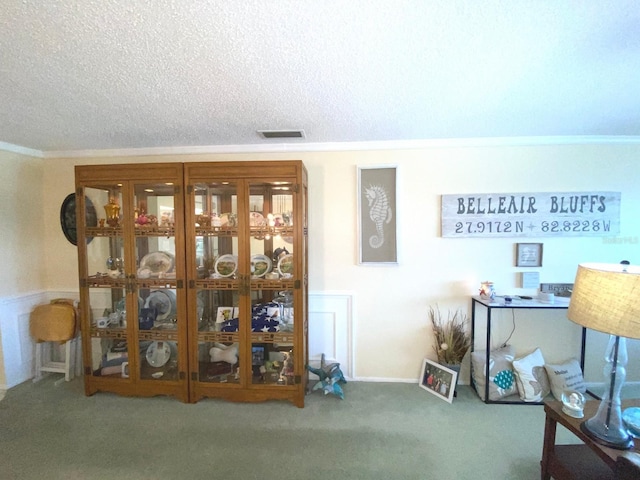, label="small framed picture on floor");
[419,359,457,403]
